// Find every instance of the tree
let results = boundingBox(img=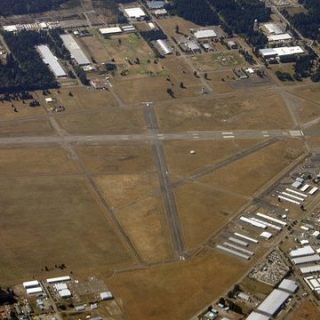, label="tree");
[167,88,175,98]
